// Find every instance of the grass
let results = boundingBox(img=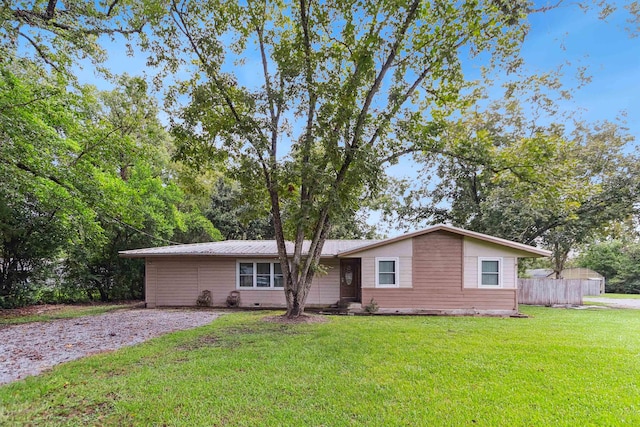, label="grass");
[0,303,134,326]
[579,300,608,306]
[1,306,639,426]
[598,293,640,299]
